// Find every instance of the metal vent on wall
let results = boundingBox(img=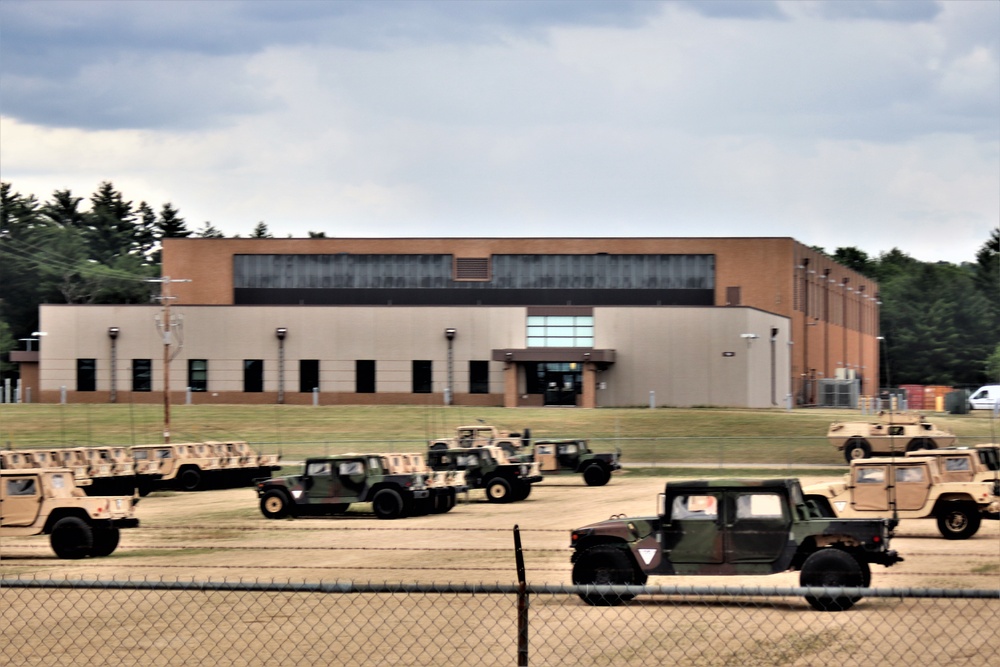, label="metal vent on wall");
[454,257,491,281]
